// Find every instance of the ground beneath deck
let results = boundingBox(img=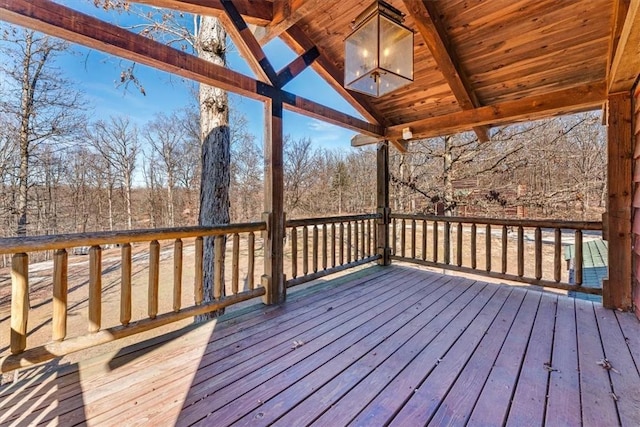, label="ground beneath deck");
[1,265,639,426]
